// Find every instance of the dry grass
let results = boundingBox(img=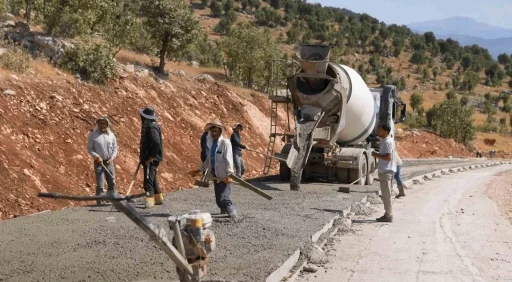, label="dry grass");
[476,132,512,152]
